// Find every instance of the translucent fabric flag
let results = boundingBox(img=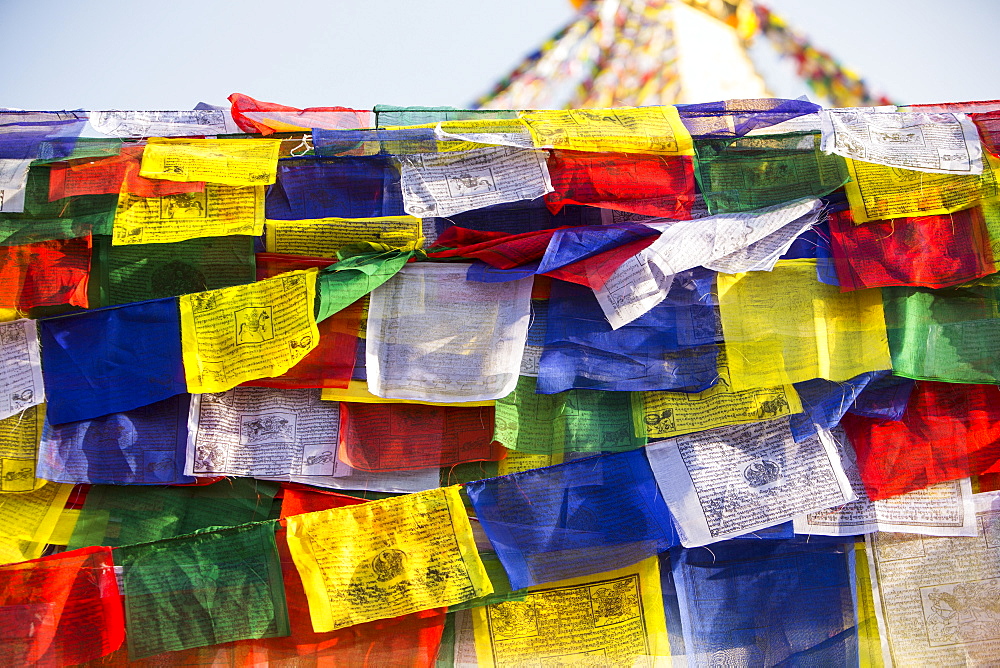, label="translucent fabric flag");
[0,236,91,309]
[843,152,1000,223]
[635,349,802,440]
[465,448,679,590]
[397,146,553,218]
[0,406,44,492]
[494,375,643,454]
[0,111,86,160]
[520,106,694,155]
[0,164,117,246]
[0,318,45,421]
[112,184,263,246]
[828,207,995,291]
[0,482,72,564]
[646,418,854,547]
[314,249,413,323]
[430,199,605,235]
[94,234,255,306]
[265,215,423,257]
[39,297,186,424]
[0,546,125,666]
[788,371,885,441]
[537,274,719,394]
[37,394,193,485]
[544,150,696,219]
[88,109,240,138]
[115,521,289,660]
[139,138,281,186]
[250,253,362,388]
[375,105,518,127]
[338,402,502,471]
[228,92,373,135]
[670,538,857,667]
[970,109,1000,156]
[718,259,892,390]
[266,157,406,220]
[47,145,204,199]
[66,478,277,549]
[535,222,661,287]
[841,381,1000,501]
[320,379,495,407]
[366,263,532,402]
[693,133,849,214]
[471,557,669,666]
[848,373,915,421]
[676,98,821,137]
[285,485,492,632]
[428,225,579,269]
[178,269,319,393]
[882,278,1000,384]
[864,492,1000,666]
